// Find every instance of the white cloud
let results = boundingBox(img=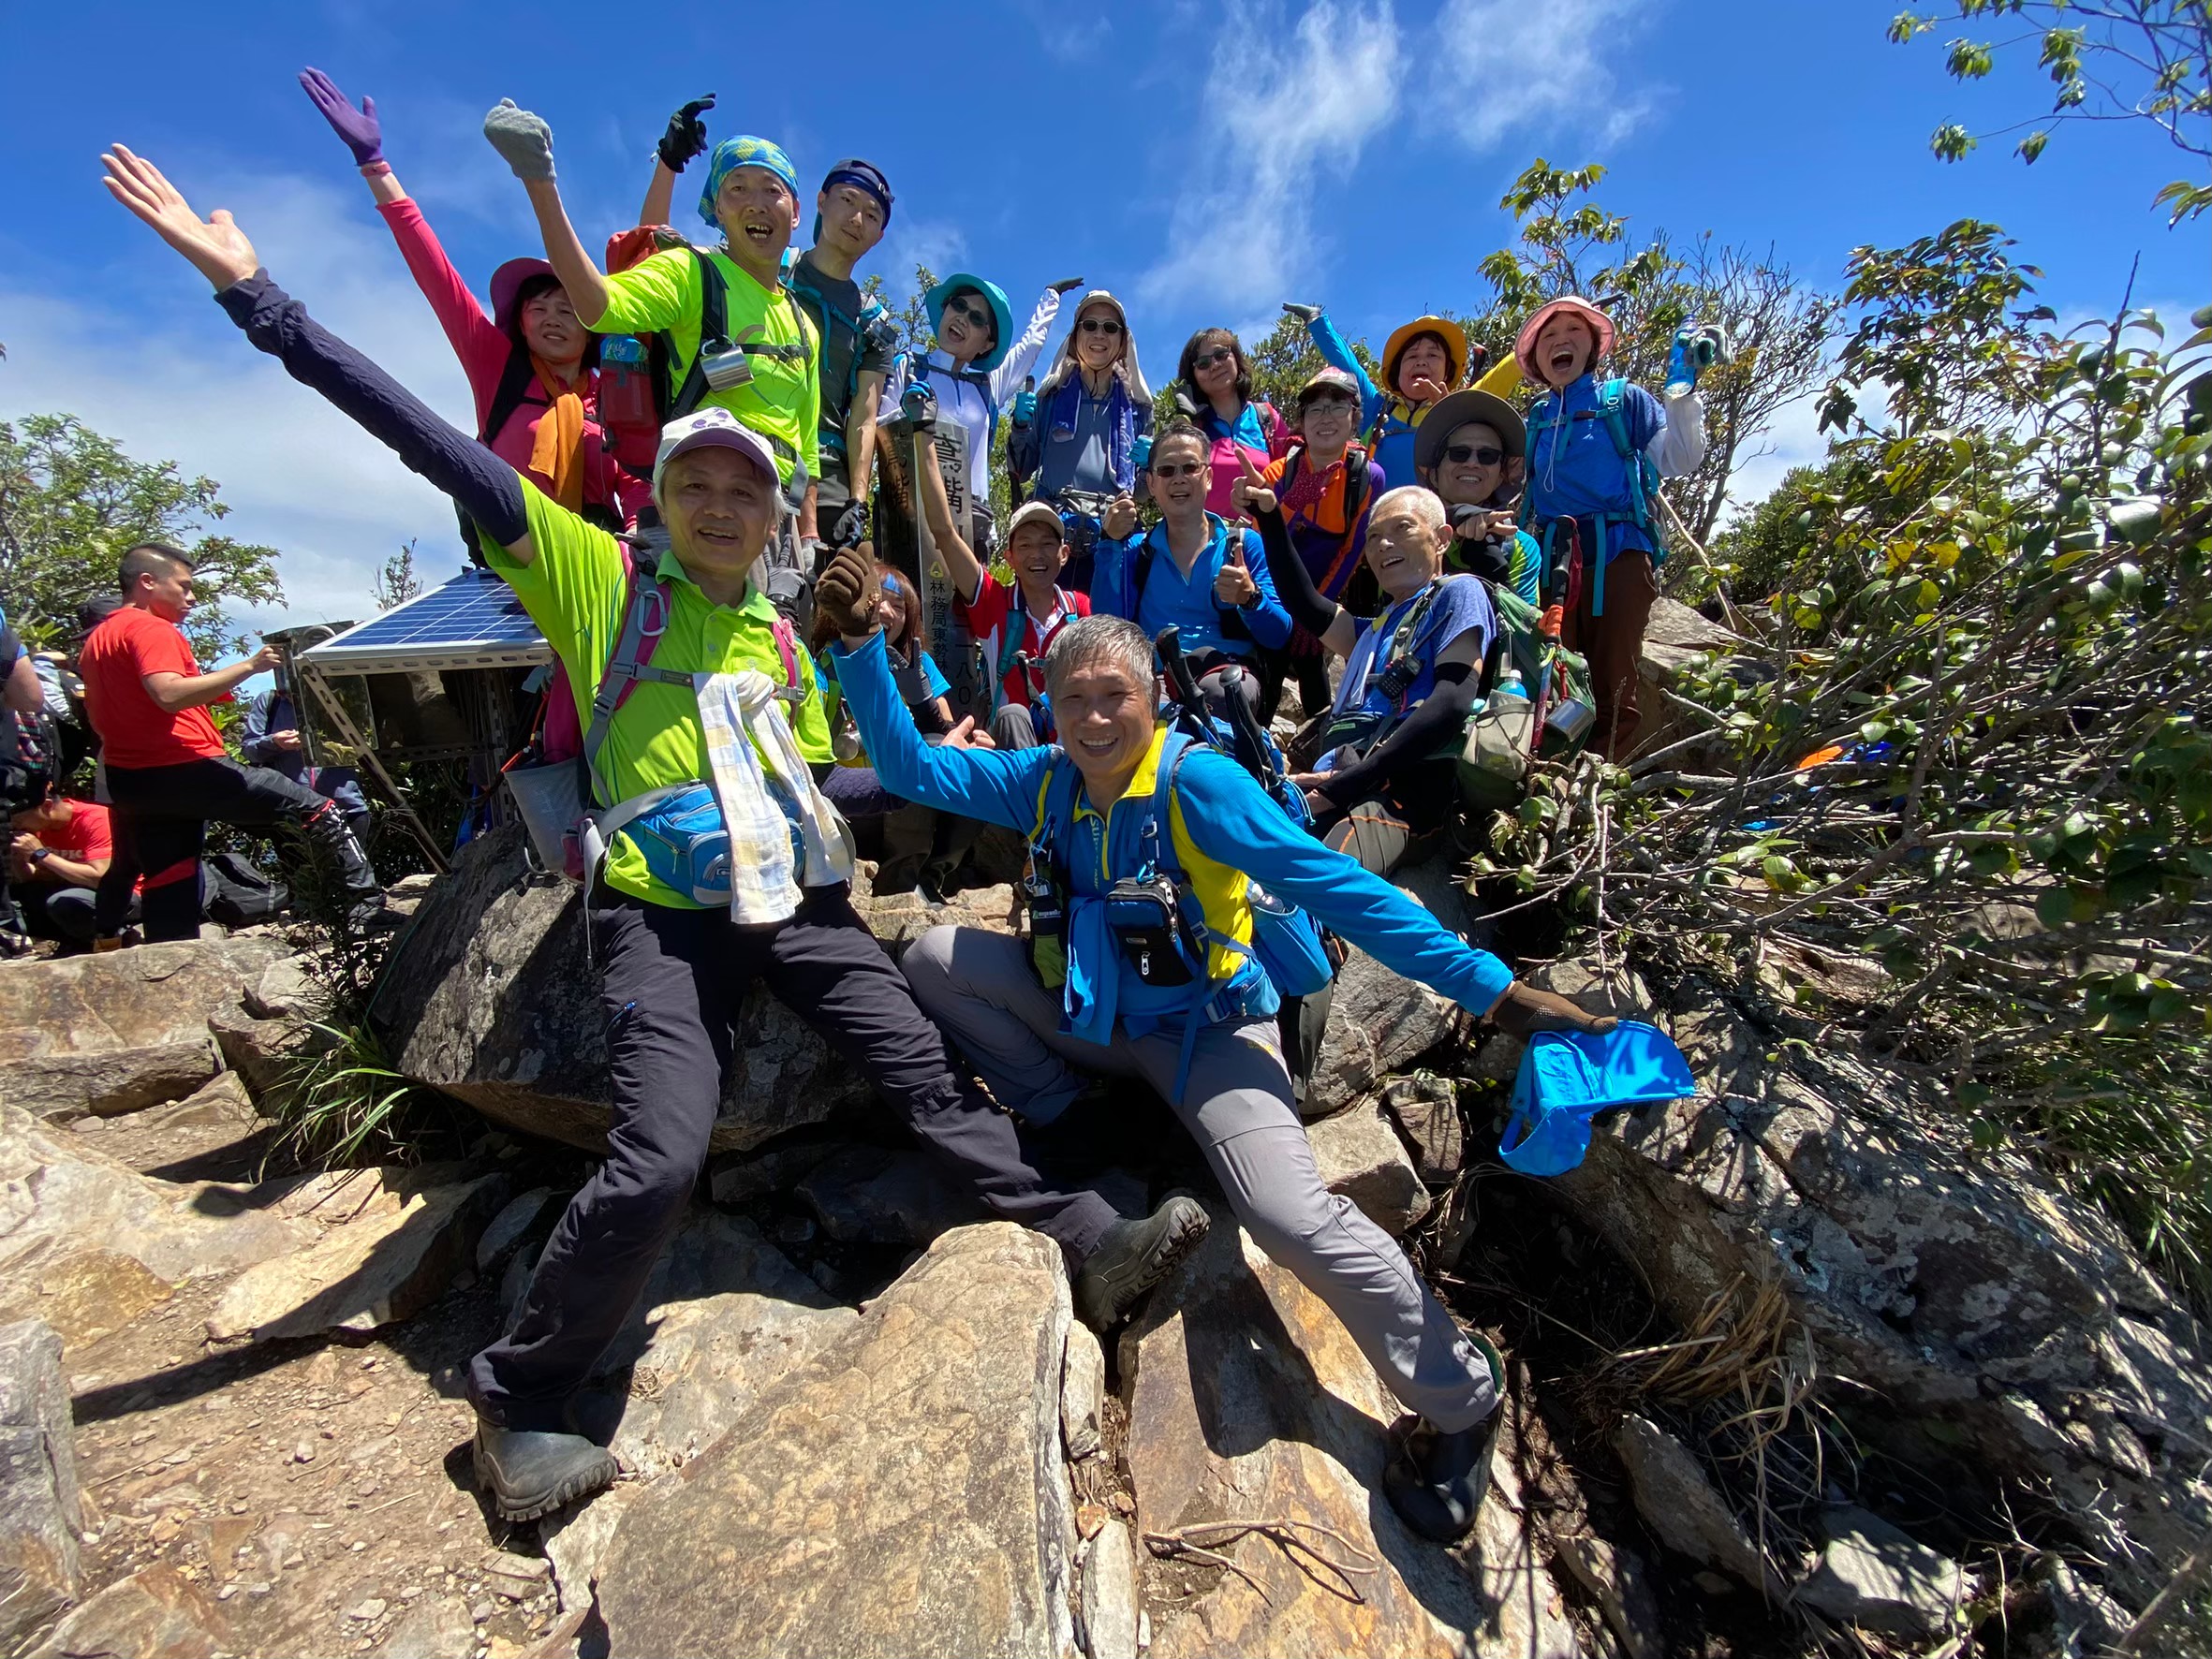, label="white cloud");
[1139,0,1406,312]
[1428,0,1656,151]
[1,165,488,635]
